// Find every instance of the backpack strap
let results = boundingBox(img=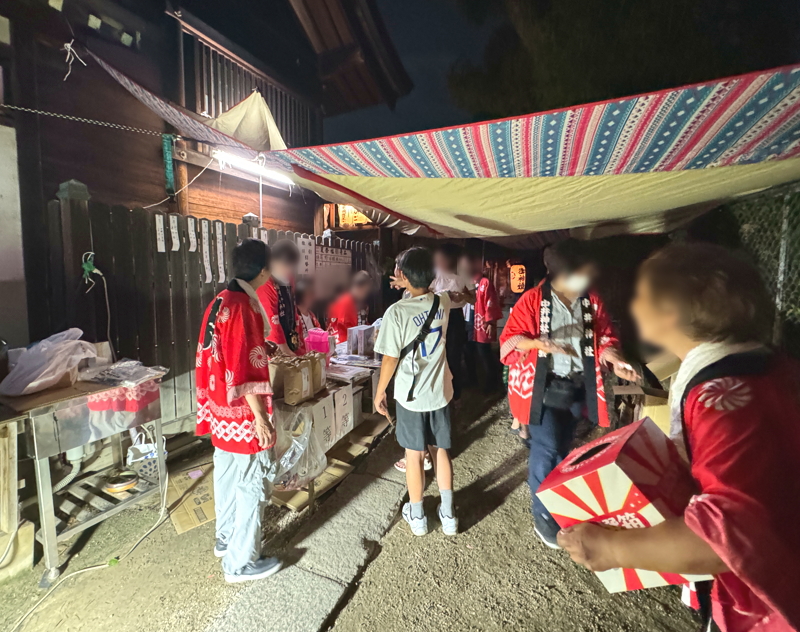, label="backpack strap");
[397,293,440,402]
